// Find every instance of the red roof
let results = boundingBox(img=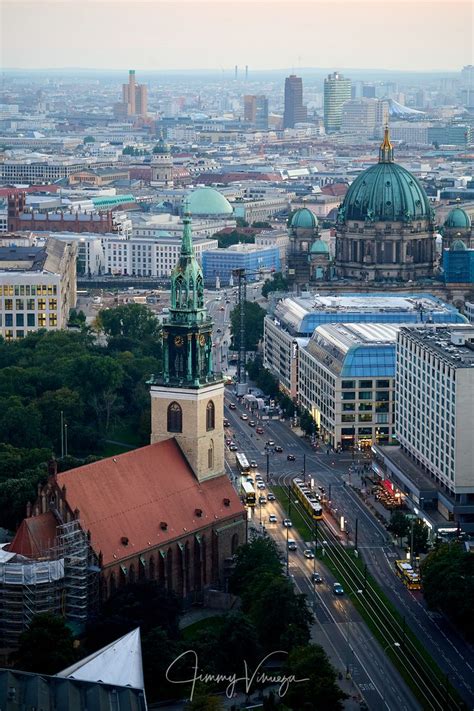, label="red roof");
[9,511,58,558]
[321,183,348,197]
[57,439,244,566]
